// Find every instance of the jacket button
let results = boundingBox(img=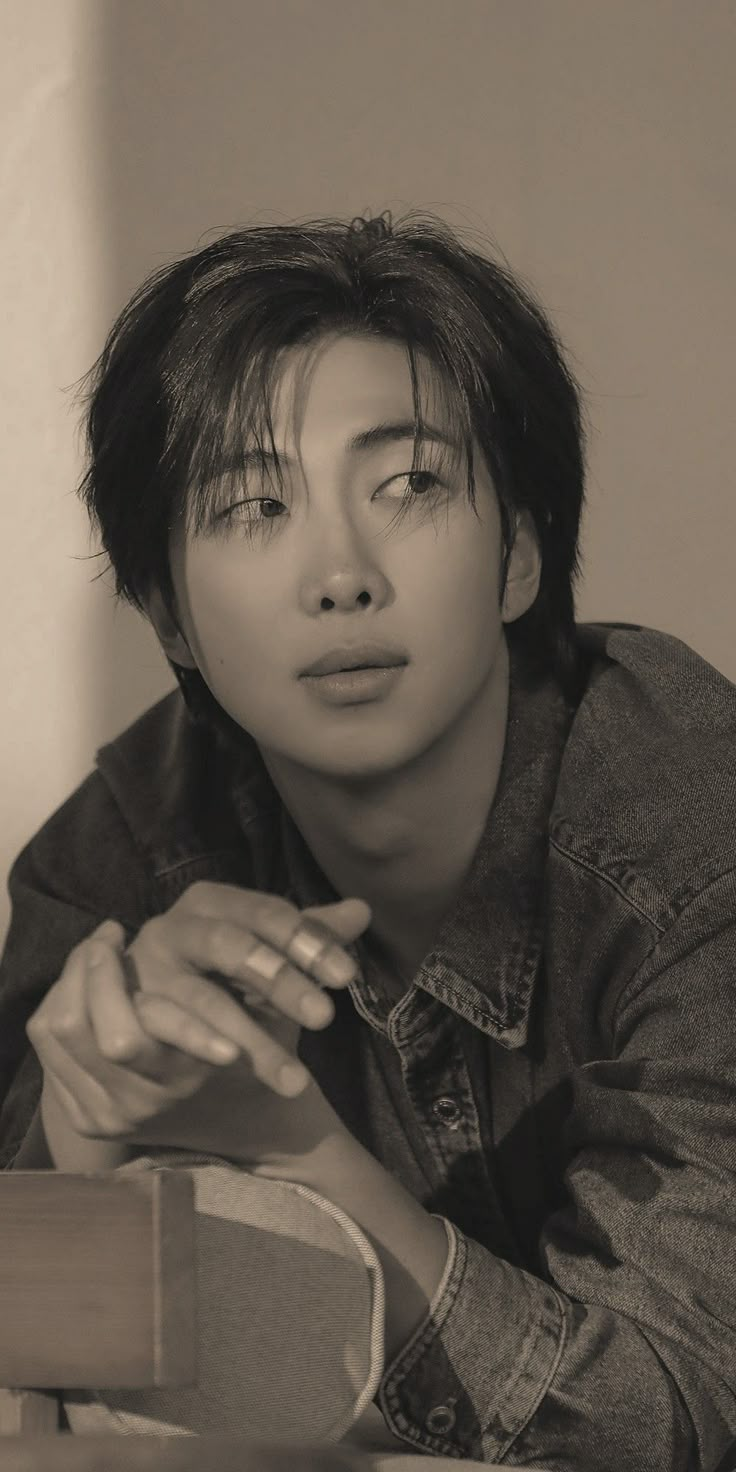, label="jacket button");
[426,1403,457,1435]
[432,1095,462,1127]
